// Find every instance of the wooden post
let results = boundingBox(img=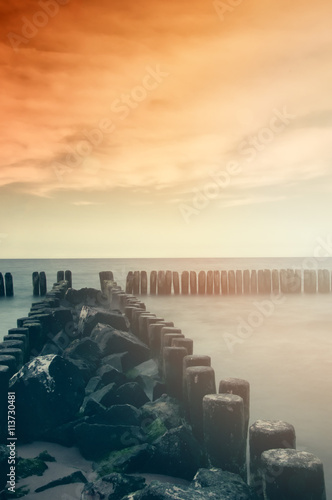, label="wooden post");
[236,270,242,294]
[272,269,279,294]
[183,355,211,416]
[133,271,140,295]
[39,272,47,296]
[219,378,250,440]
[221,271,228,295]
[172,337,193,355]
[32,272,40,296]
[264,269,272,294]
[318,269,330,293]
[65,270,72,288]
[57,271,64,282]
[280,269,288,294]
[185,366,216,440]
[258,270,265,294]
[157,271,166,295]
[165,270,172,294]
[125,272,134,294]
[261,449,326,500]
[251,270,257,294]
[213,270,220,295]
[150,271,157,295]
[243,270,250,294]
[173,272,180,294]
[163,346,188,400]
[0,366,10,441]
[198,271,206,294]
[228,270,235,295]
[249,419,296,497]
[148,322,174,358]
[203,394,246,479]
[206,271,213,295]
[190,271,197,294]
[304,270,316,293]
[0,273,4,297]
[141,271,148,295]
[294,269,302,293]
[0,355,17,377]
[5,273,14,297]
[181,271,189,294]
